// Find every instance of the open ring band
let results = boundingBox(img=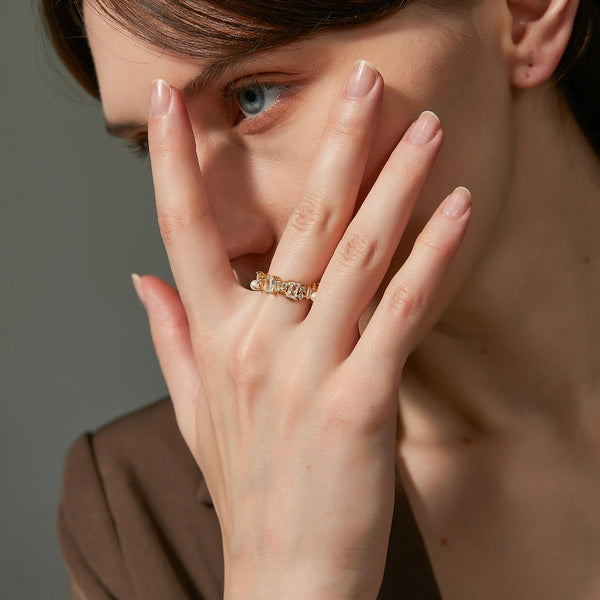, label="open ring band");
[250,271,319,301]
